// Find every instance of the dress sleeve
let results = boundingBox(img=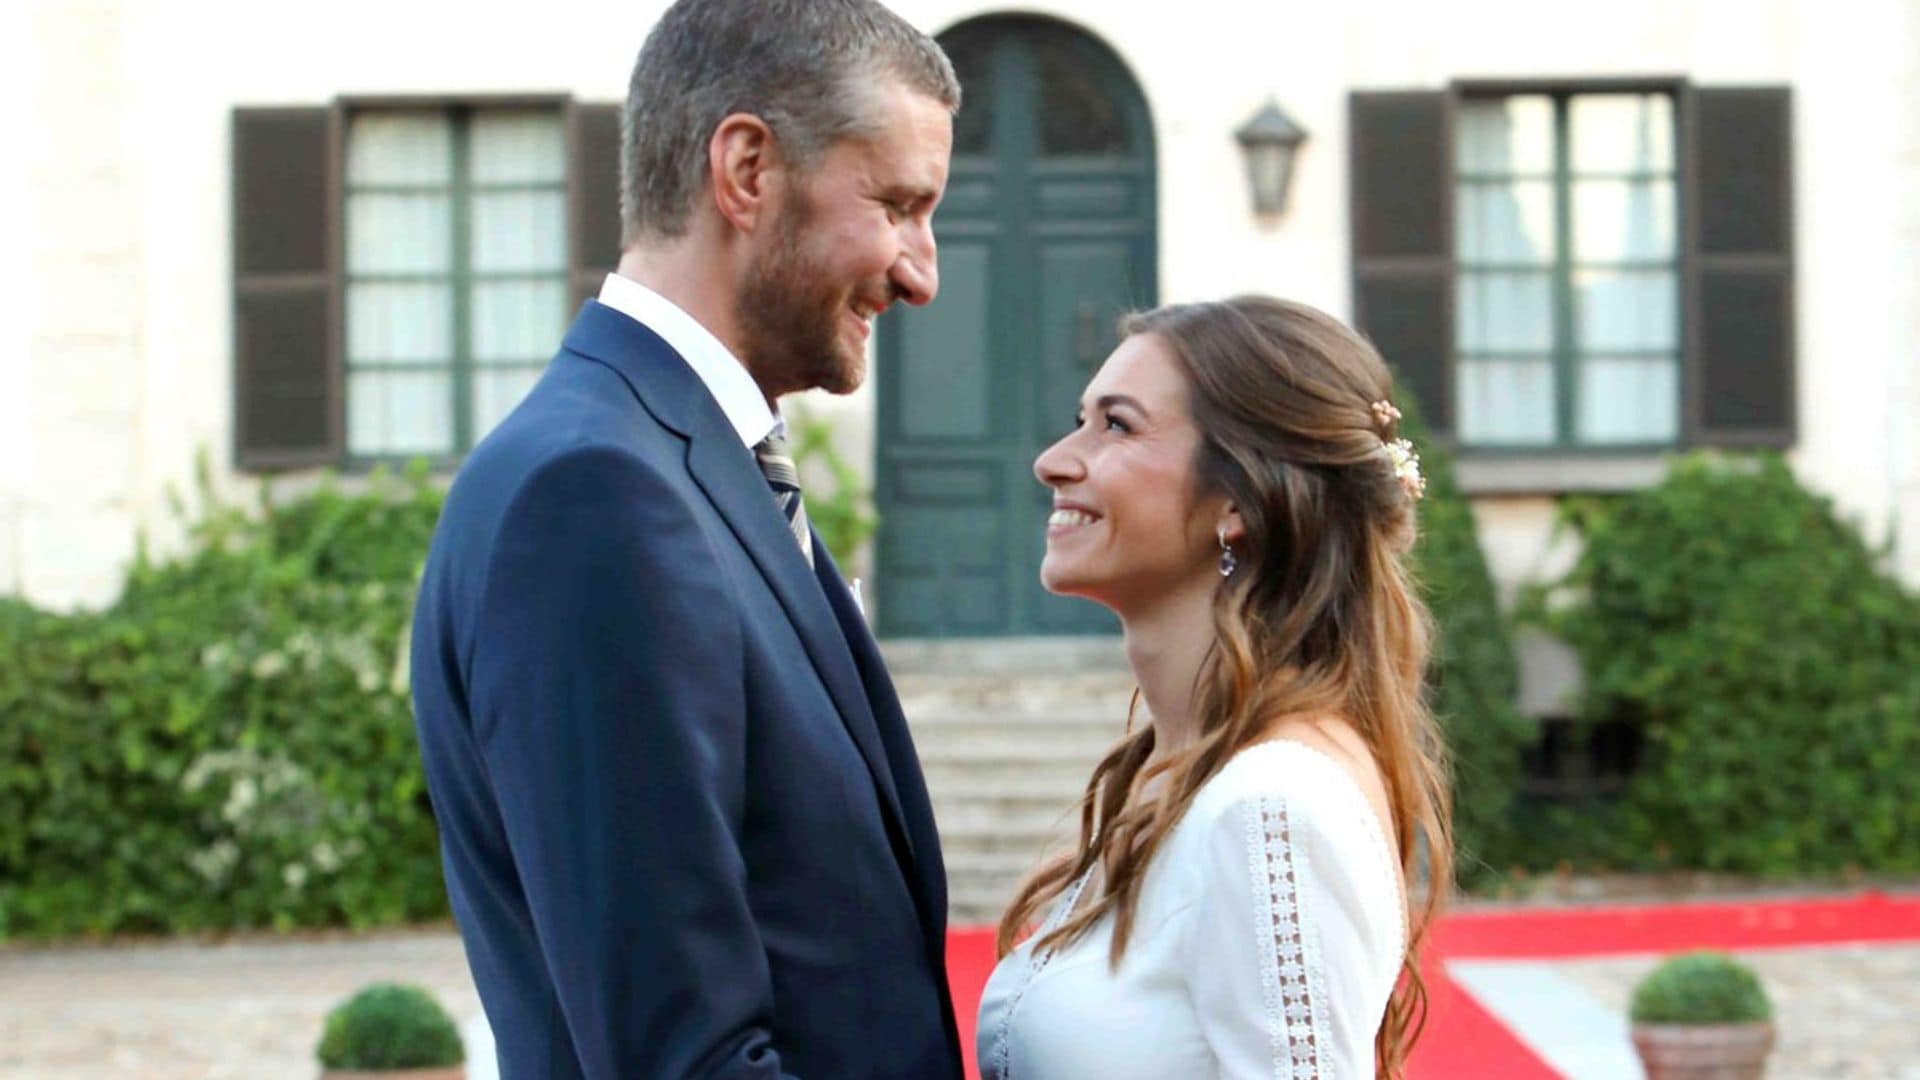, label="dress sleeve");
[1181,787,1395,1079]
